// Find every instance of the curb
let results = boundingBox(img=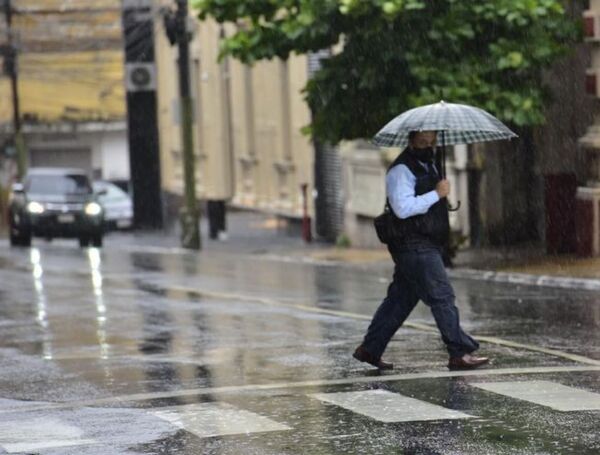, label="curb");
[448,267,600,291]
